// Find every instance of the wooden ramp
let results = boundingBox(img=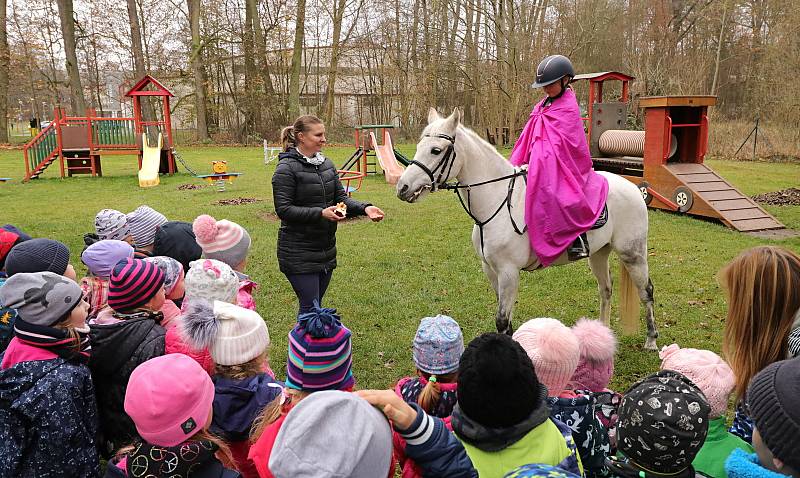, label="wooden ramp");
[665,163,784,231]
